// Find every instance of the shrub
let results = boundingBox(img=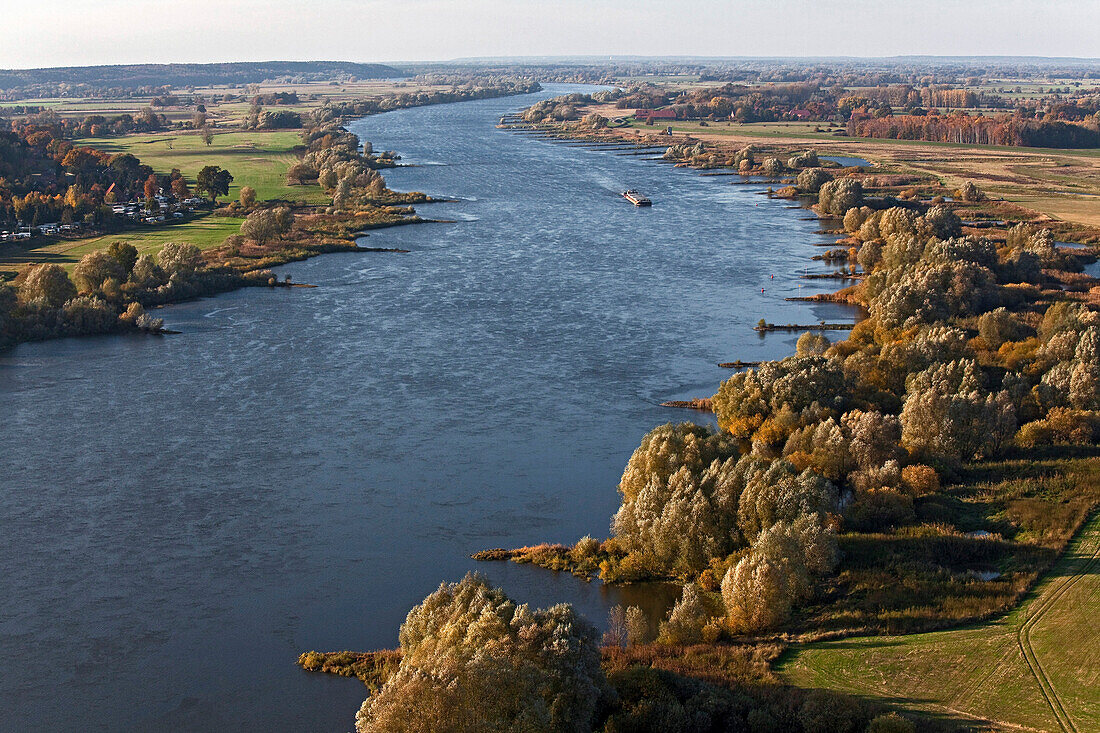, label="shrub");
[761,157,784,176]
[900,464,940,496]
[1016,409,1100,446]
[722,552,791,633]
[626,606,648,645]
[571,535,601,563]
[796,332,830,356]
[957,180,985,202]
[788,150,819,169]
[867,712,916,733]
[62,296,117,335]
[799,689,865,733]
[796,168,833,194]
[845,489,916,531]
[658,583,709,644]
